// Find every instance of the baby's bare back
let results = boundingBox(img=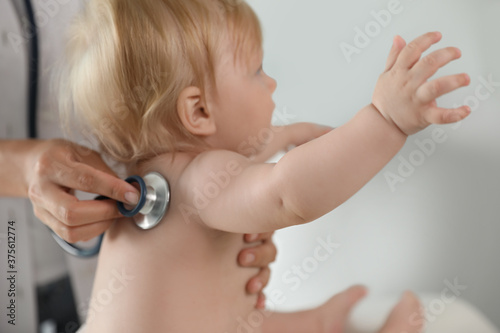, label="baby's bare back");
[83,152,259,333]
